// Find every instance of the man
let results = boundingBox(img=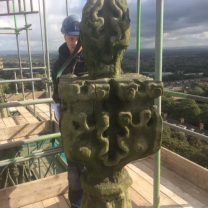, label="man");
[52,14,86,104]
[52,15,86,208]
